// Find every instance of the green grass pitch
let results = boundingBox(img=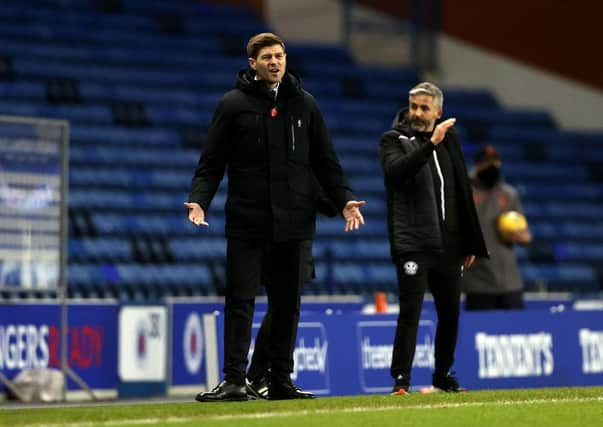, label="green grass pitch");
[2,387,602,427]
